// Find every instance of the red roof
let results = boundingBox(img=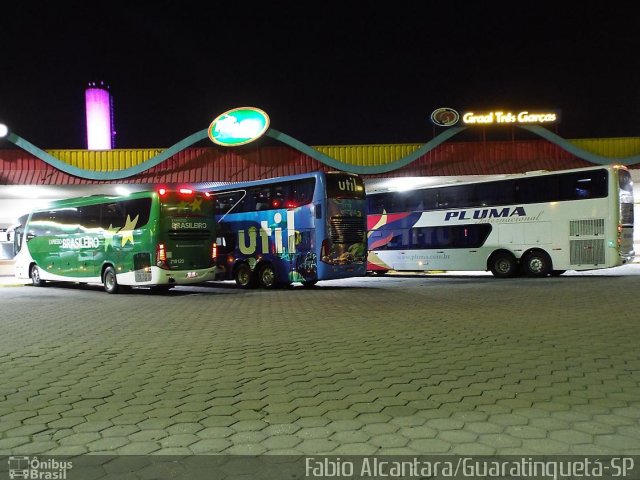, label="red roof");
[0,140,624,186]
